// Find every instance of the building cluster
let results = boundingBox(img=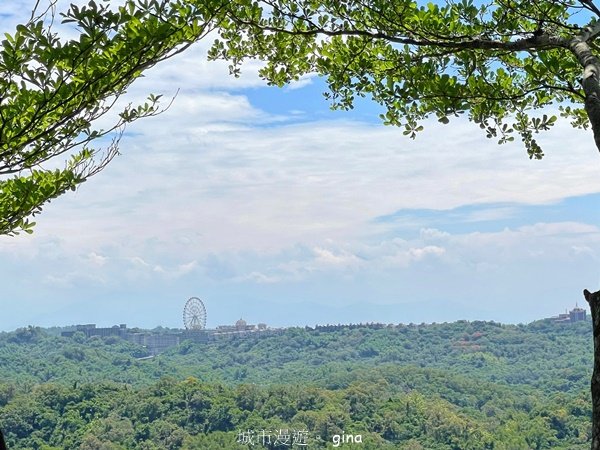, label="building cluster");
[61,319,281,355]
[215,318,268,333]
[549,304,587,324]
